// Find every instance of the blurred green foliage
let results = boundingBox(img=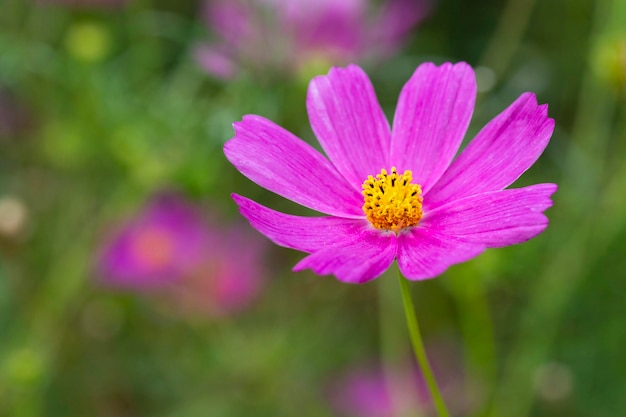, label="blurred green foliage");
[1,0,626,416]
